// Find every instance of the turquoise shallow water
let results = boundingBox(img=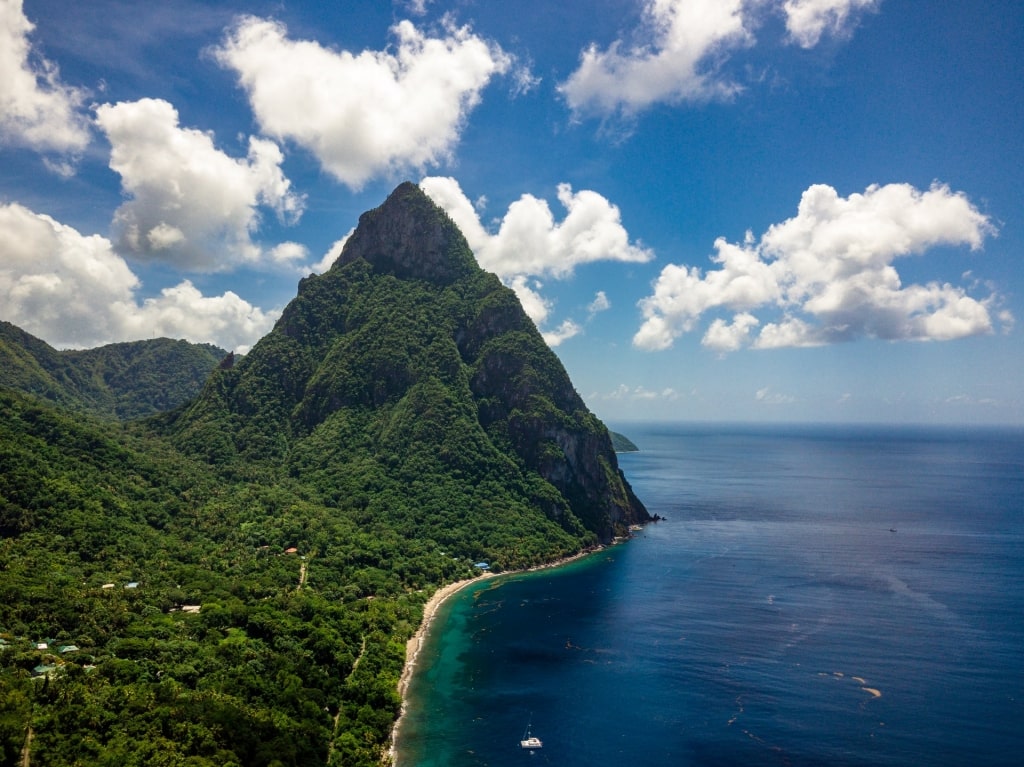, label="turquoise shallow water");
[396,424,1024,766]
